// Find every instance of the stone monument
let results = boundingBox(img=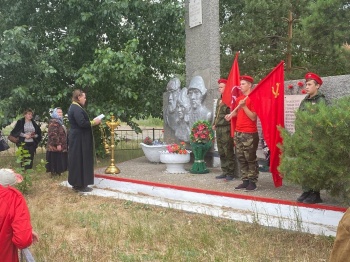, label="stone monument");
[163,0,220,168]
[185,0,220,112]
